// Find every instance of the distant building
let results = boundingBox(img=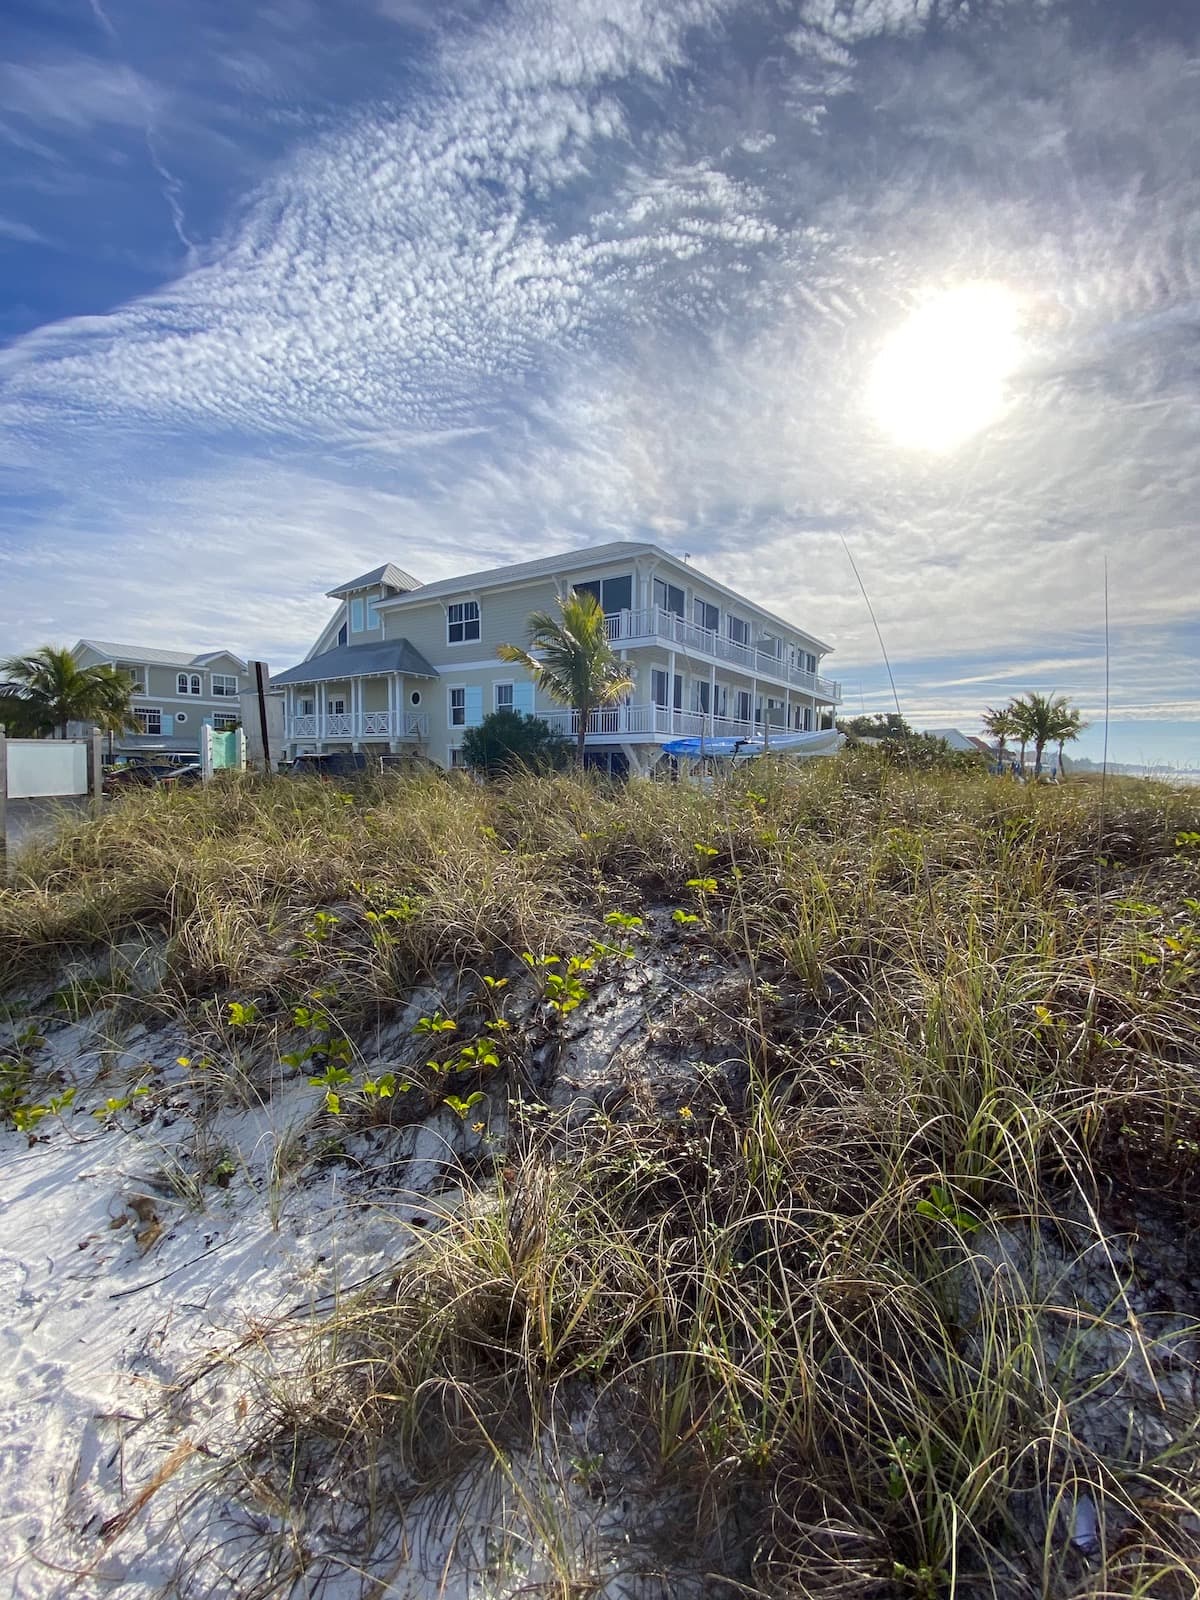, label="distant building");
[922,727,983,754]
[71,640,248,756]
